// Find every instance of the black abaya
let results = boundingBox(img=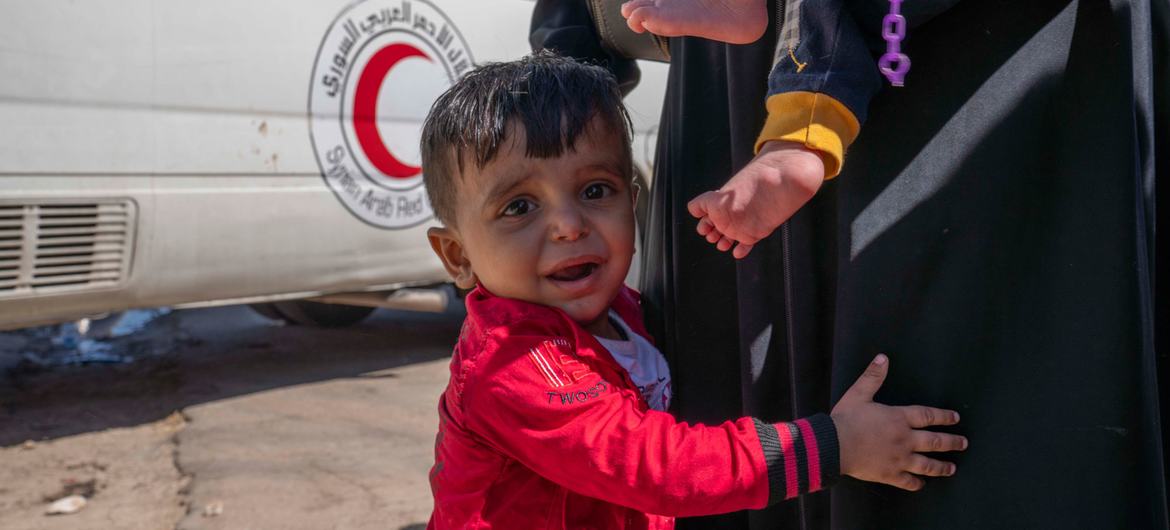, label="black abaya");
[641,0,1170,529]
